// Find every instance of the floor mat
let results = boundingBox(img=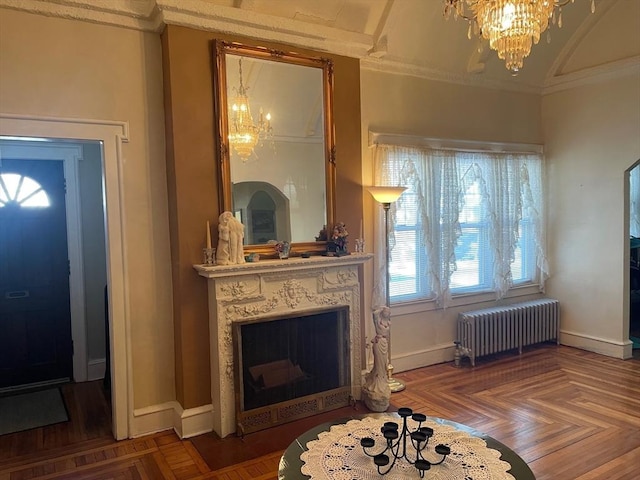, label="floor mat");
[0,388,69,435]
